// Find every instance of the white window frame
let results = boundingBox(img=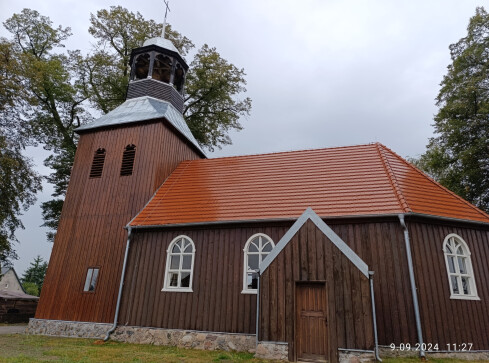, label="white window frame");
[83,267,100,292]
[242,233,275,294]
[162,235,195,292]
[443,233,479,301]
